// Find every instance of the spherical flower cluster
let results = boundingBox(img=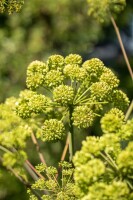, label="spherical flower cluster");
[99,133,121,156]
[112,89,130,111]
[3,150,27,168]
[47,55,64,70]
[15,100,32,118]
[53,85,74,105]
[63,64,86,81]
[100,68,119,88]
[28,94,52,114]
[74,159,105,186]
[87,0,126,23]
[101,108,125,134]
[82,136,102,156]
[65,54,82,65]
[82,181,130,200]
[90,81,112,101]
[19,89,36,100]
[45,70,64,88]
[117,142,133,176]
[26,60,48,90]
[72,105,95,128]
[41,119,65,142]
[82,58,105,80]
[0,99,31,149]
[0,125,31,149]
[118,118,133,140]
[16,90,51,118]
